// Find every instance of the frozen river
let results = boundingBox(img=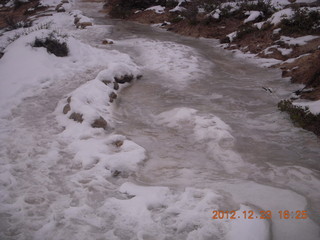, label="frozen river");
[0,0,319,239]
